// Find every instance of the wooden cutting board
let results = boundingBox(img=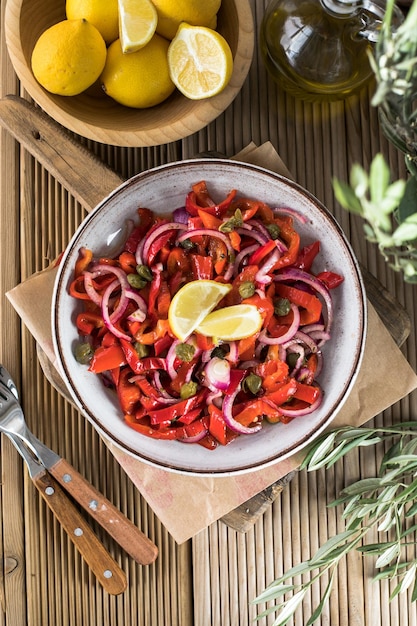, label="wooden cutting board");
[0,95,411,532]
